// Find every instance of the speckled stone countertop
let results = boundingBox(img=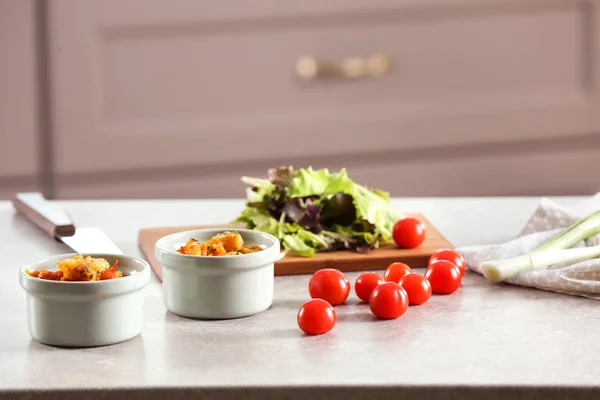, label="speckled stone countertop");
[2,196,600,400]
